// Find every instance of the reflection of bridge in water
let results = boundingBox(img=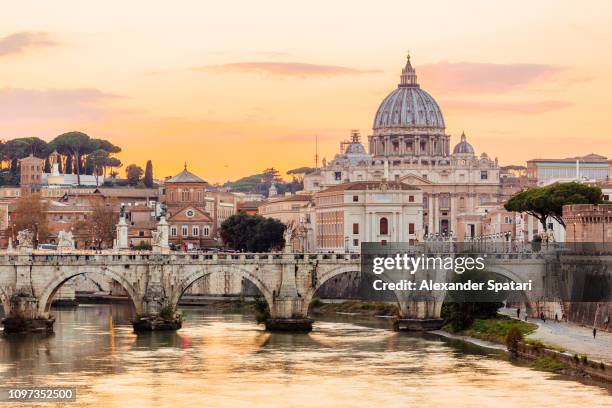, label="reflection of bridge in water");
[0,248,584,333]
